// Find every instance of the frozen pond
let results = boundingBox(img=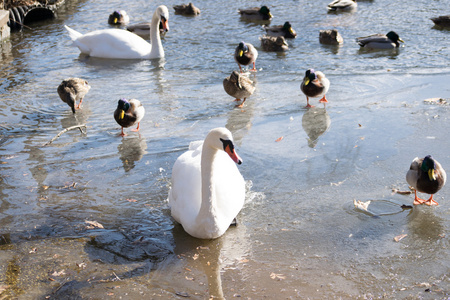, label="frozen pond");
[0,0,449,298]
